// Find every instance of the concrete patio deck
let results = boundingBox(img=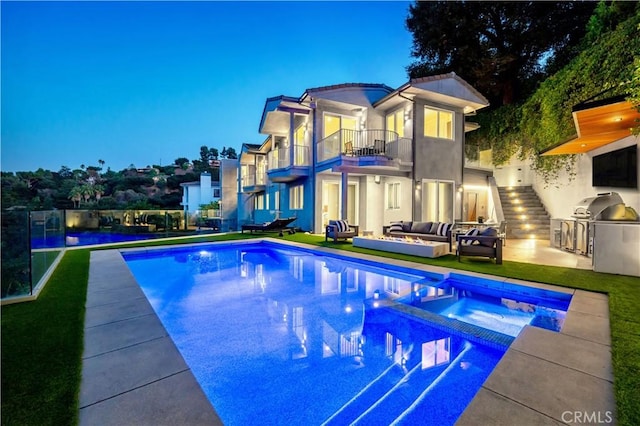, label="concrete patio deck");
[79,239,614,425]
